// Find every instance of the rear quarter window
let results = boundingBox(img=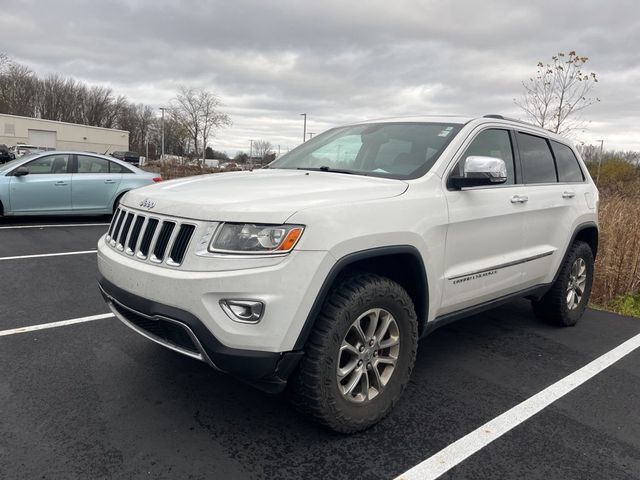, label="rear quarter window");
[551,141,585,182]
